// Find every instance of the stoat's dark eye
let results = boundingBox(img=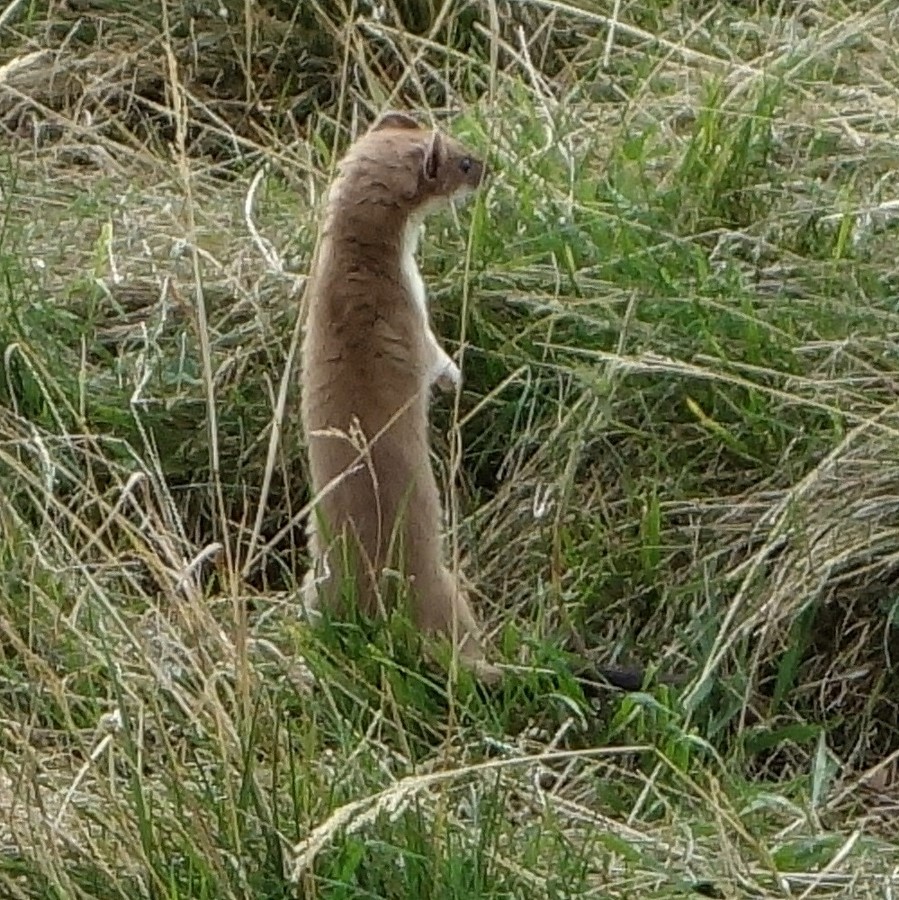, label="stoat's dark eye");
[459,156,472,173]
